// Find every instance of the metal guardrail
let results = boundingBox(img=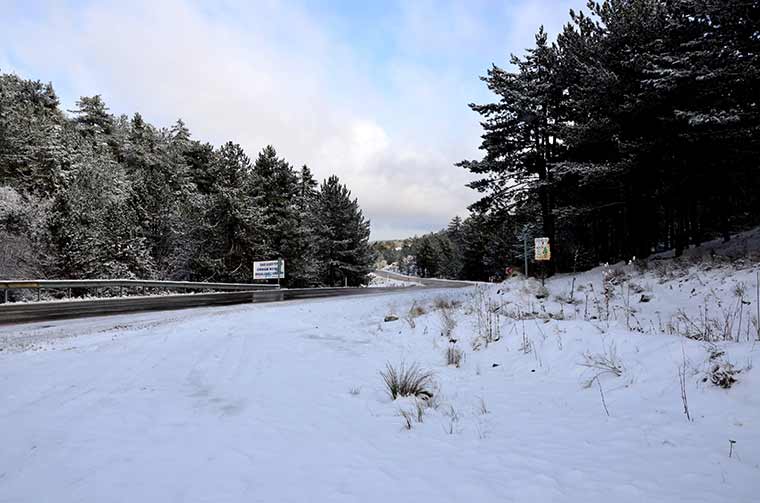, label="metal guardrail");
[0,286,414,325]
[0,278,278,303]
[0,272,472,324]
[0,279,278,291]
